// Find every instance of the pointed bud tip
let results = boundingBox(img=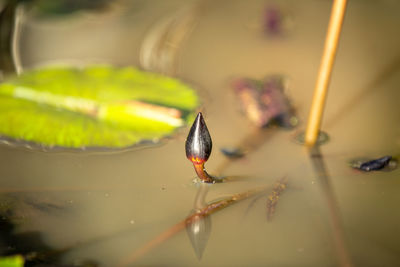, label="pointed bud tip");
[193,112,205,129]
